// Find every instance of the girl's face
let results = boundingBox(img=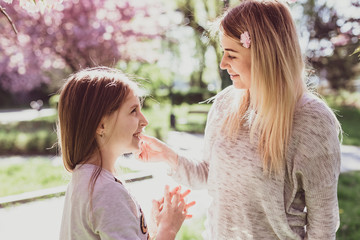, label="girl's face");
[219,33,251,89]
[101,90,148,155]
